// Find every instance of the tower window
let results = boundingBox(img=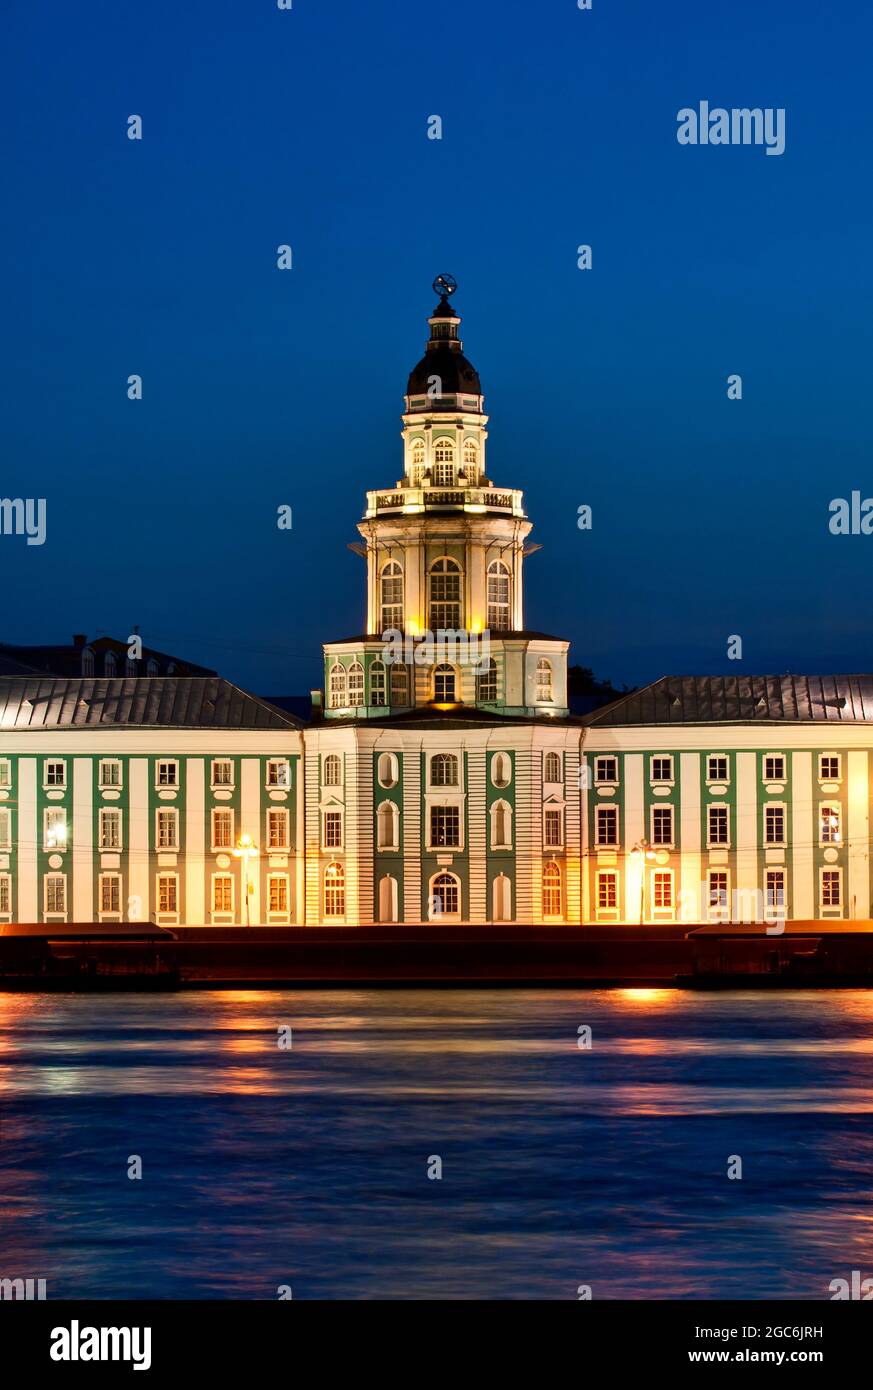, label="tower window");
[370,660,387,706]
[380,561,404,634]
[390,664,410,706]
[431,753,459,787]
[487,560,511,632]
[535,658,553,703]
[463,439,478,472]
[433,664,457,702]
[323,754,342,787]
[432,438,455,485]
[329,663,347,709]
[348,662,364,707]
[429,557,462,629]
[410,439,425,484]
[477,658,498,703]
